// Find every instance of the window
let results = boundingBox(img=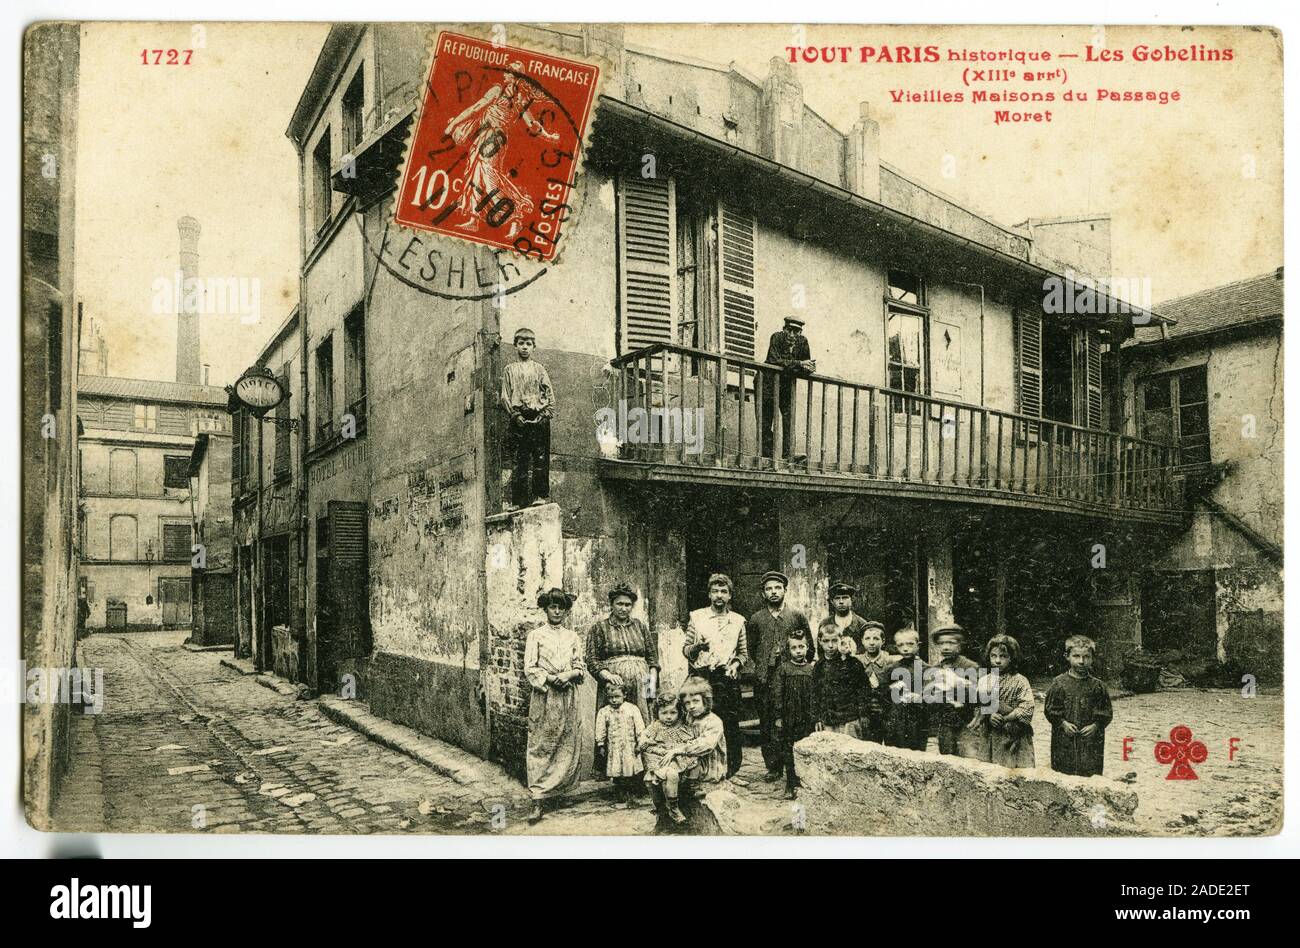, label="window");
[342,70,364,153]
[133,404,157,430]
[1139,366,1210,466]
[886,272,927,412]
[344,308,367,426]
[162,522,192,562]
[48,302,62,412]
[315,335,335,442]
[164,455,190,489]
[109,515,138,561]
[312,128,333,233]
